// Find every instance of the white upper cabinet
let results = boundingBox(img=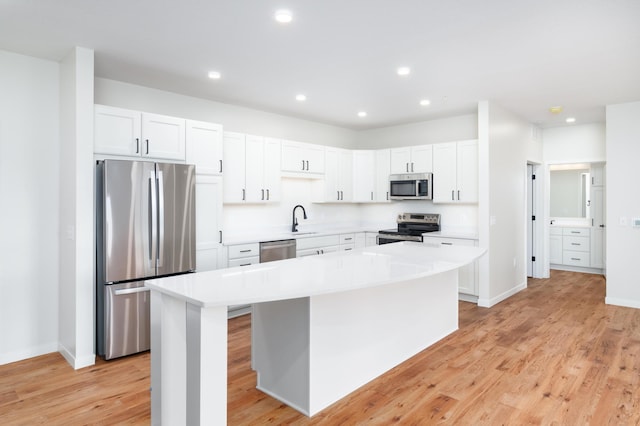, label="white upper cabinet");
[353,149,391,203]
[186,120,223,175]
[281,140,325,176]
[432,140,478,203]
[94,104,186,161]
[390,144,433,174]
[223,132,280,203]
[317,147,352,202]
